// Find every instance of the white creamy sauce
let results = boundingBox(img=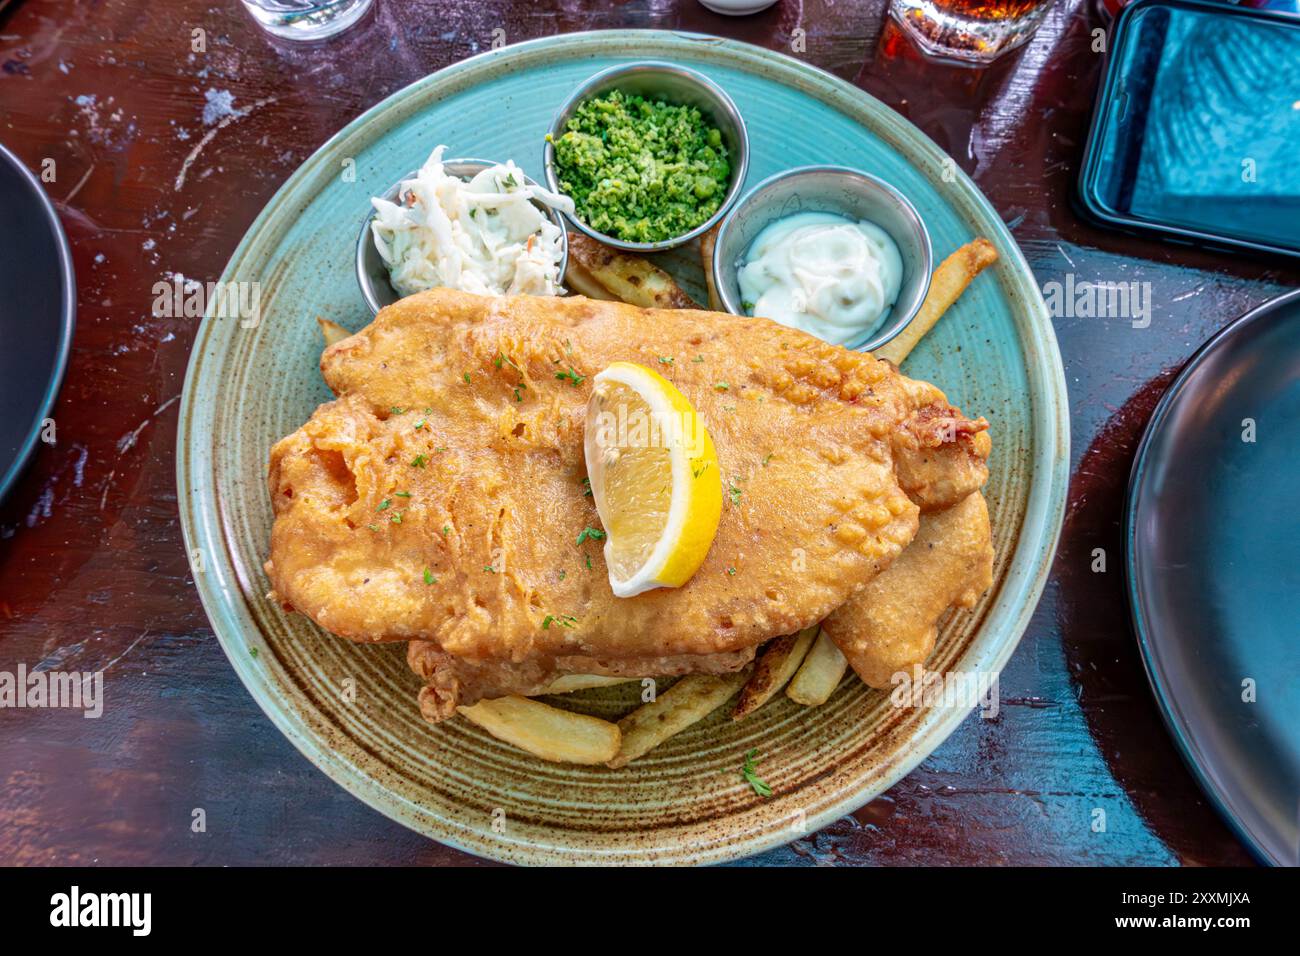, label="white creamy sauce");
[736,211,903,346]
